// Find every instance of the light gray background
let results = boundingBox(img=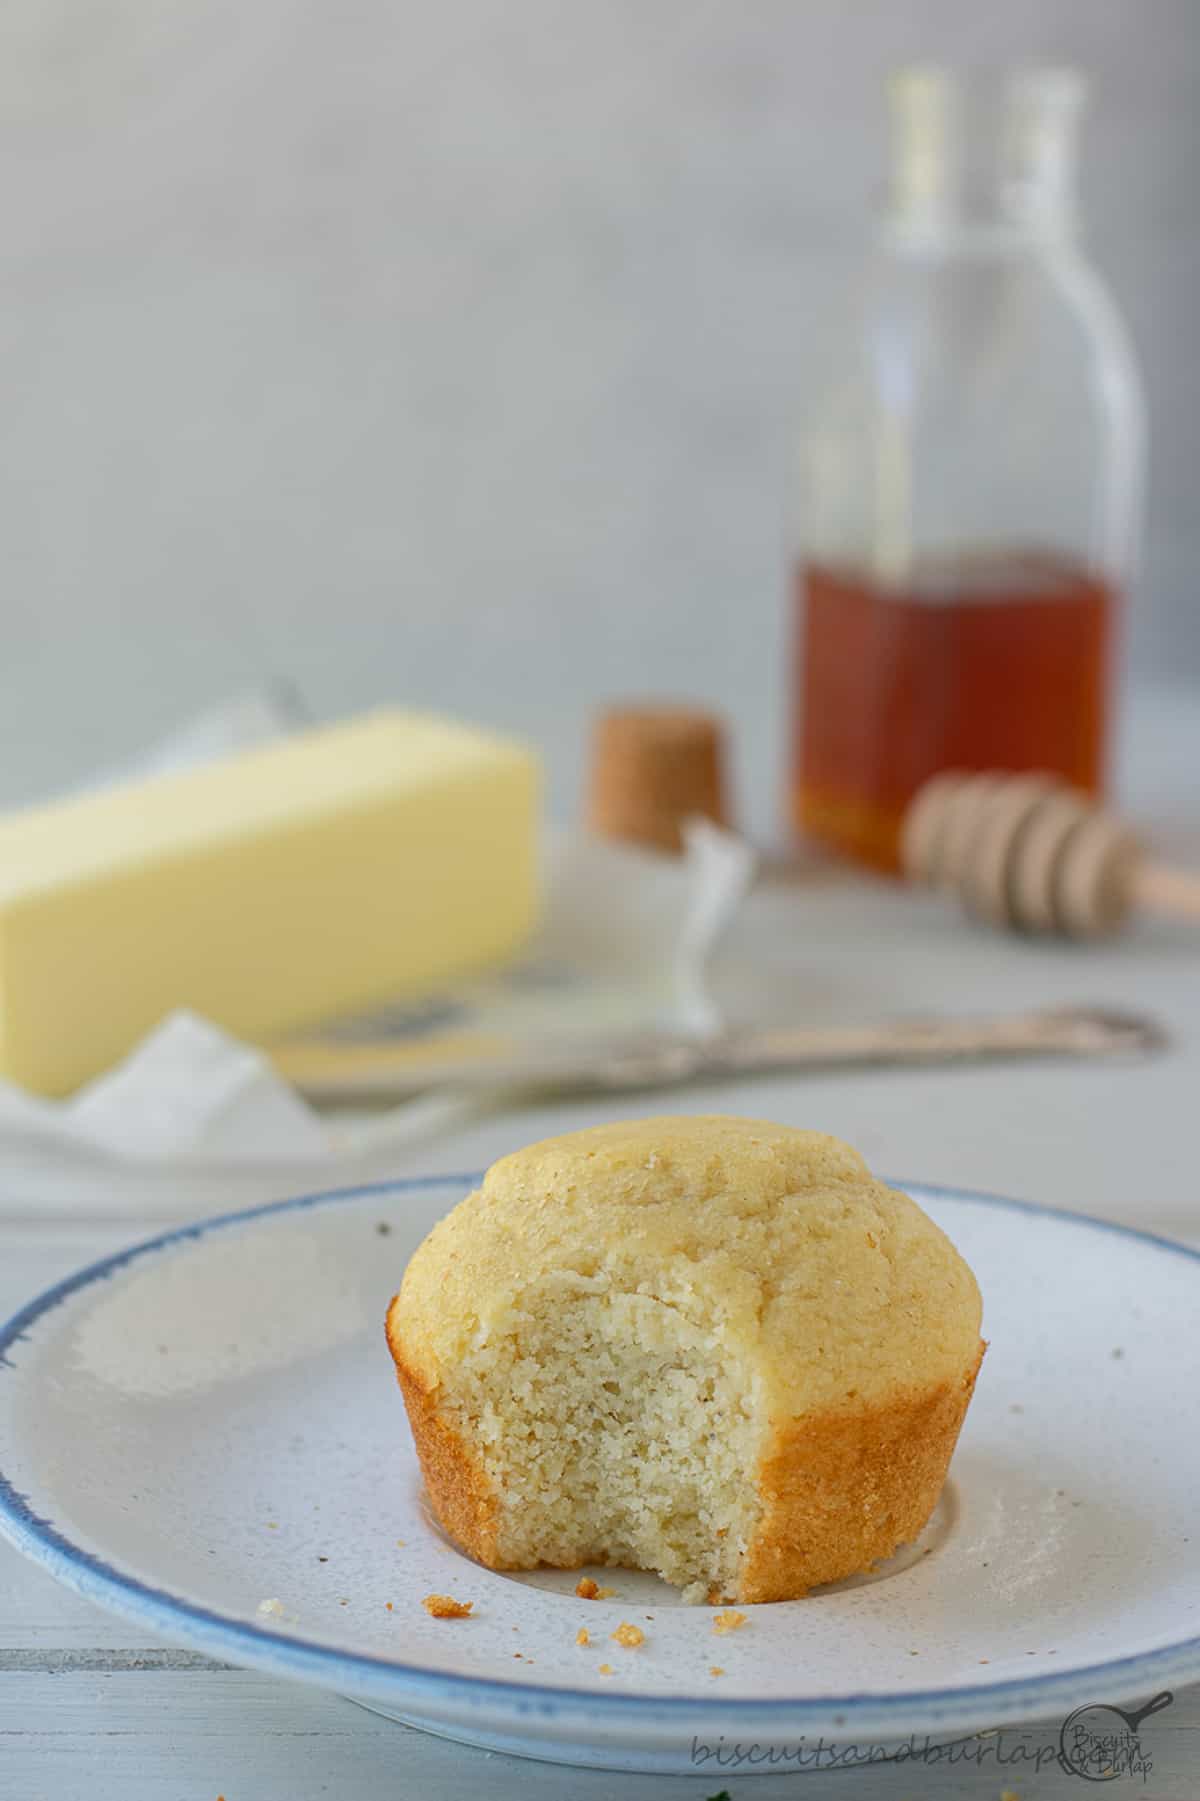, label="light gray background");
[2,0,1196,836]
